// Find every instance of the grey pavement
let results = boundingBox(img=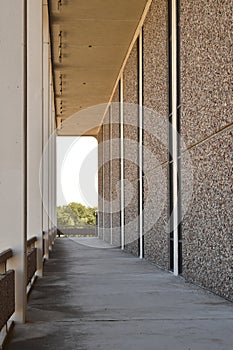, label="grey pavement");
[7,237,233,350]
